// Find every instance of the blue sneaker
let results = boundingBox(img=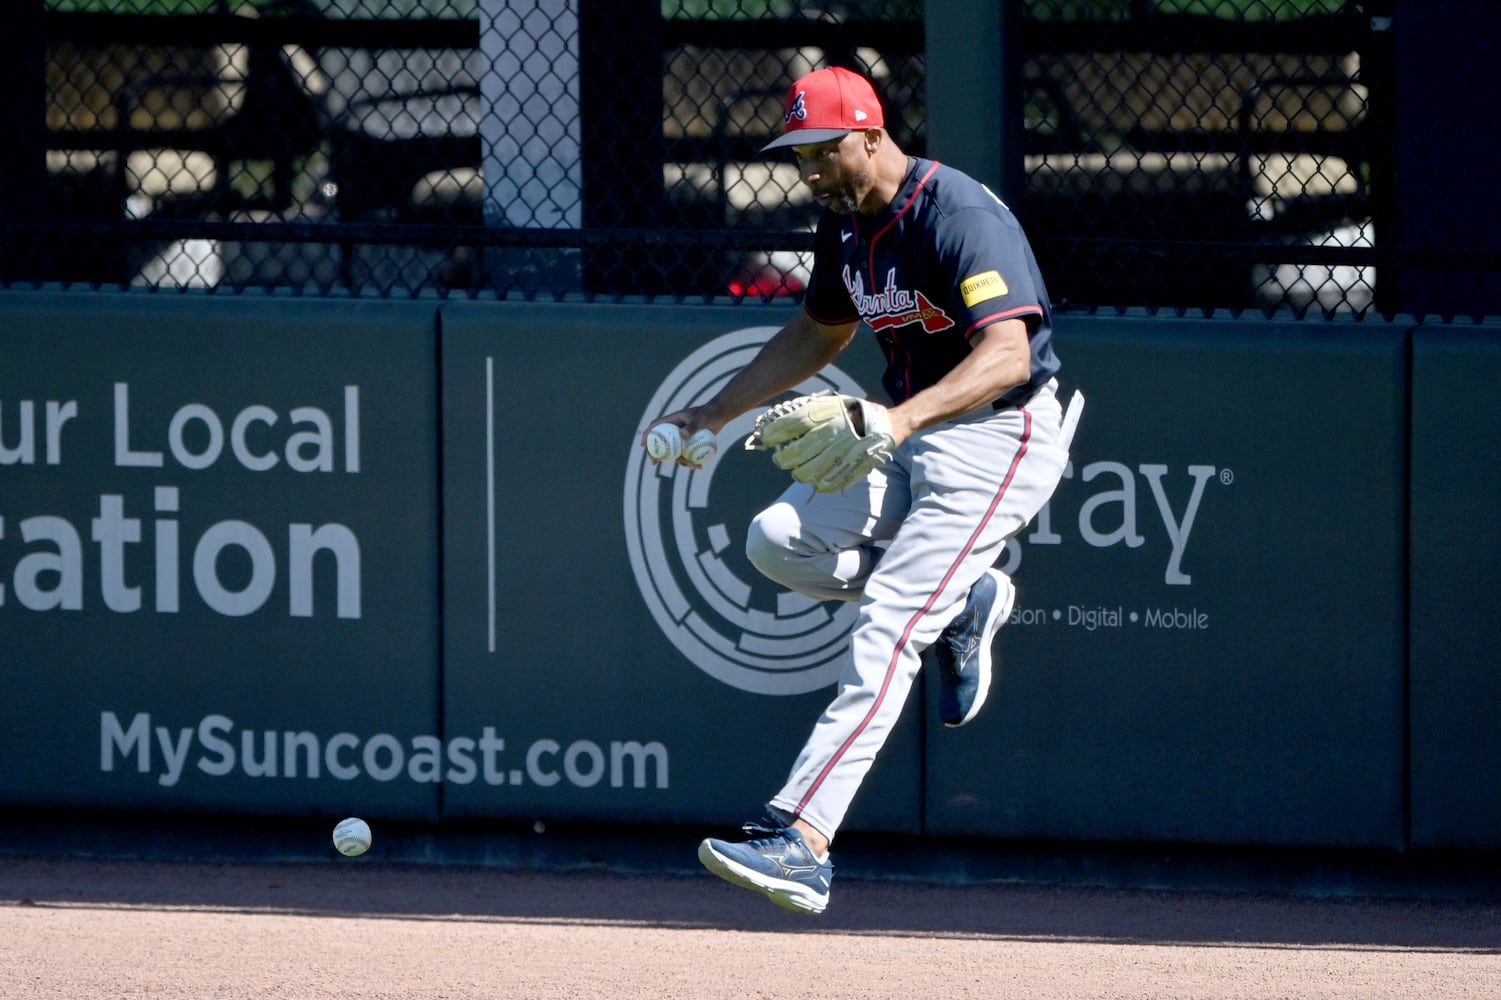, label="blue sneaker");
[934,568,1015,727]
[697,816,833,915]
